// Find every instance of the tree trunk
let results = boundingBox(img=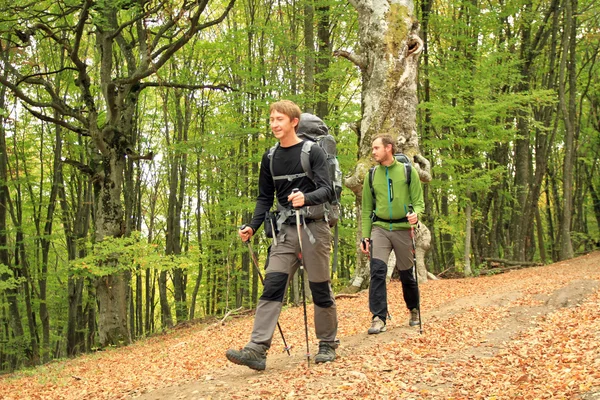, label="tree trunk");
[535,207,547,264]
[316,4,332,118]
[190,157,204,320]
[92,148,131,346]
[440,179,455,270]
[304,0,315,112]
[0,63,25,368]
[558,0,576,260]
[58,163,92,355]
[509,0,559,261]
[159,270,173,329]
[163,88,190,324]
[38,109,66,361]
[341,0,431,288]
[8,132,41,366]
[463,202,473,277]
